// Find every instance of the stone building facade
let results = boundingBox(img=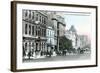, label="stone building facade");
[22,10,48,58]
[77,35,90,49]
[51,12,66,53]
[46,13,55,53]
